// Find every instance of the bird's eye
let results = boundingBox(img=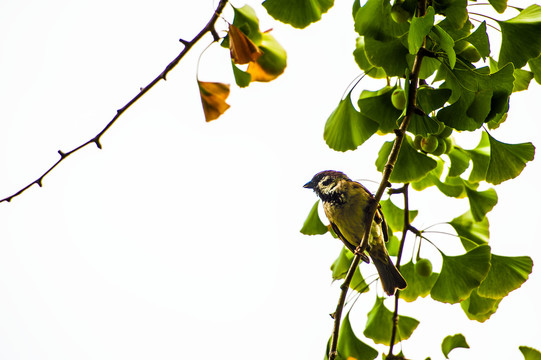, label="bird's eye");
[321,178,333,186]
